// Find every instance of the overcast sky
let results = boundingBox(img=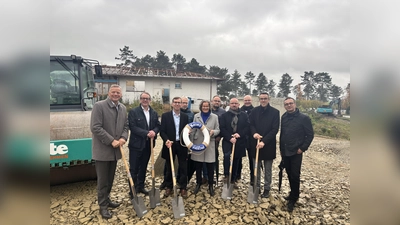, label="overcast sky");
[50,0,350,90]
